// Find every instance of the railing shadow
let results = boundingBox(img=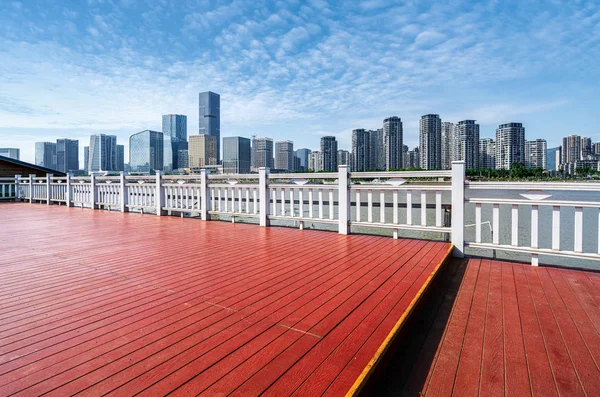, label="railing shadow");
[359,258,468,397]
